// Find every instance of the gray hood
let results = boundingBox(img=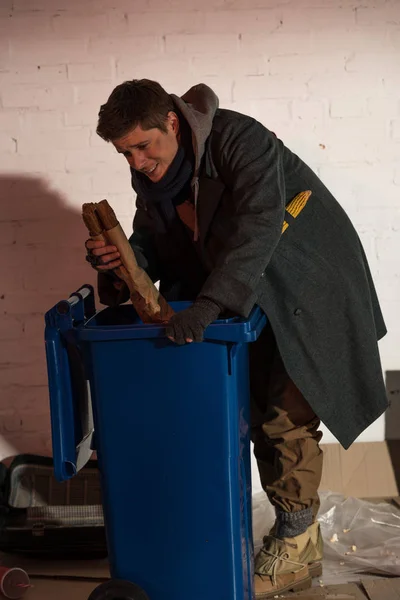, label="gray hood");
[171,83,219,176]
[170,83,219,239]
